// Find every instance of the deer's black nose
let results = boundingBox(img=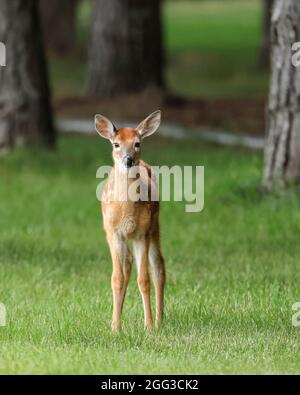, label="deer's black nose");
[124,155,133,168]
